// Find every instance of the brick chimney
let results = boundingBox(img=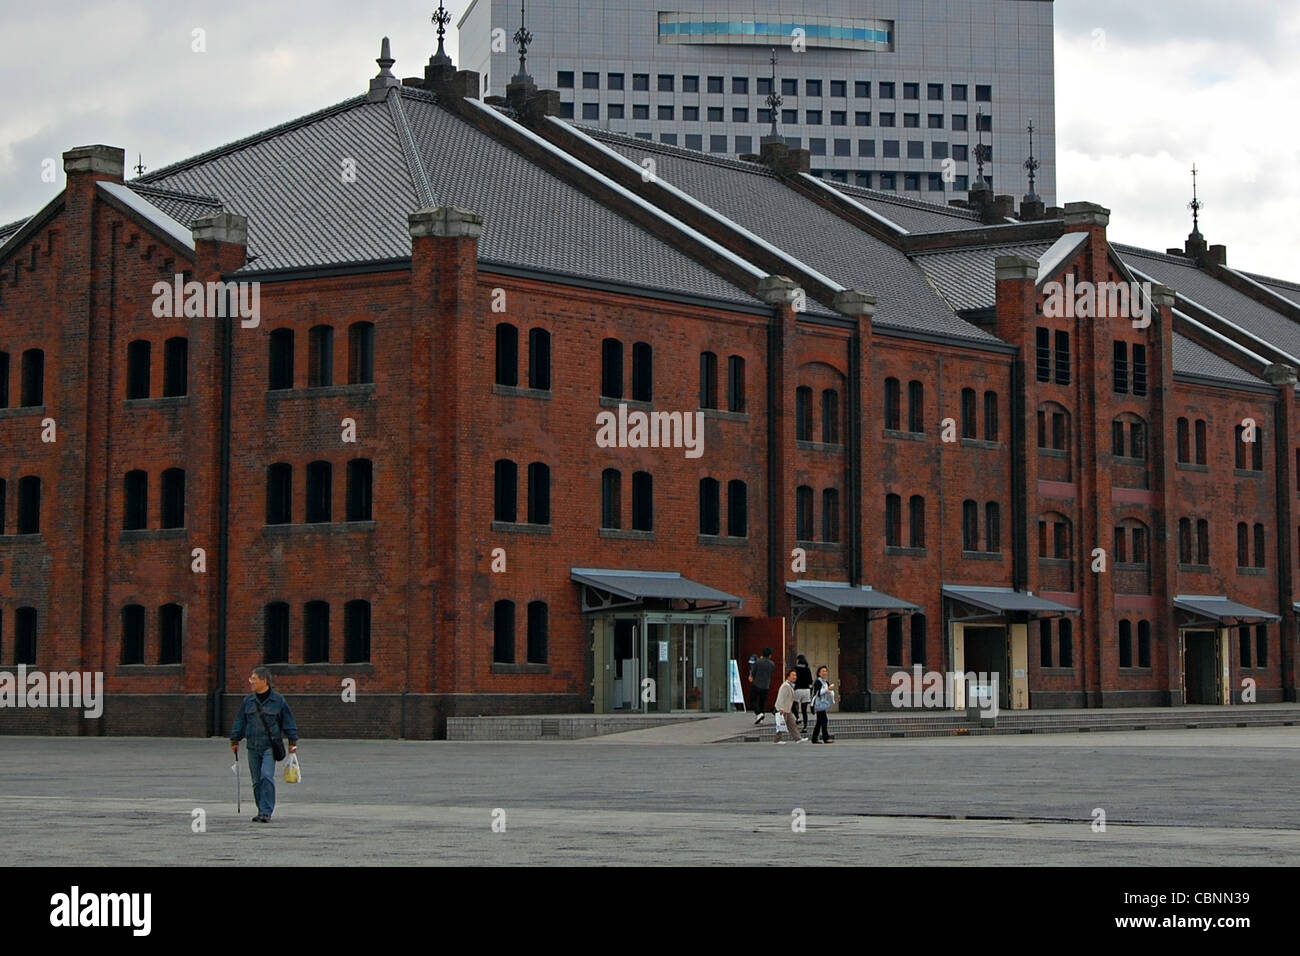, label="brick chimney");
[191,211,248,275]
[758,137,811,177]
